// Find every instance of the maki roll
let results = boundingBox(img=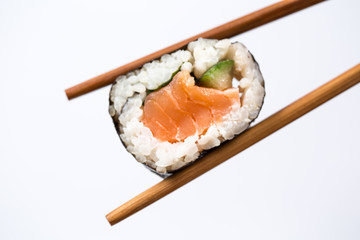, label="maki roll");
[109,38,265,174]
